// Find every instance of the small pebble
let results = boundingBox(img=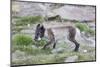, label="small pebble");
[83,50,87,53]
[27,24,30,27]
